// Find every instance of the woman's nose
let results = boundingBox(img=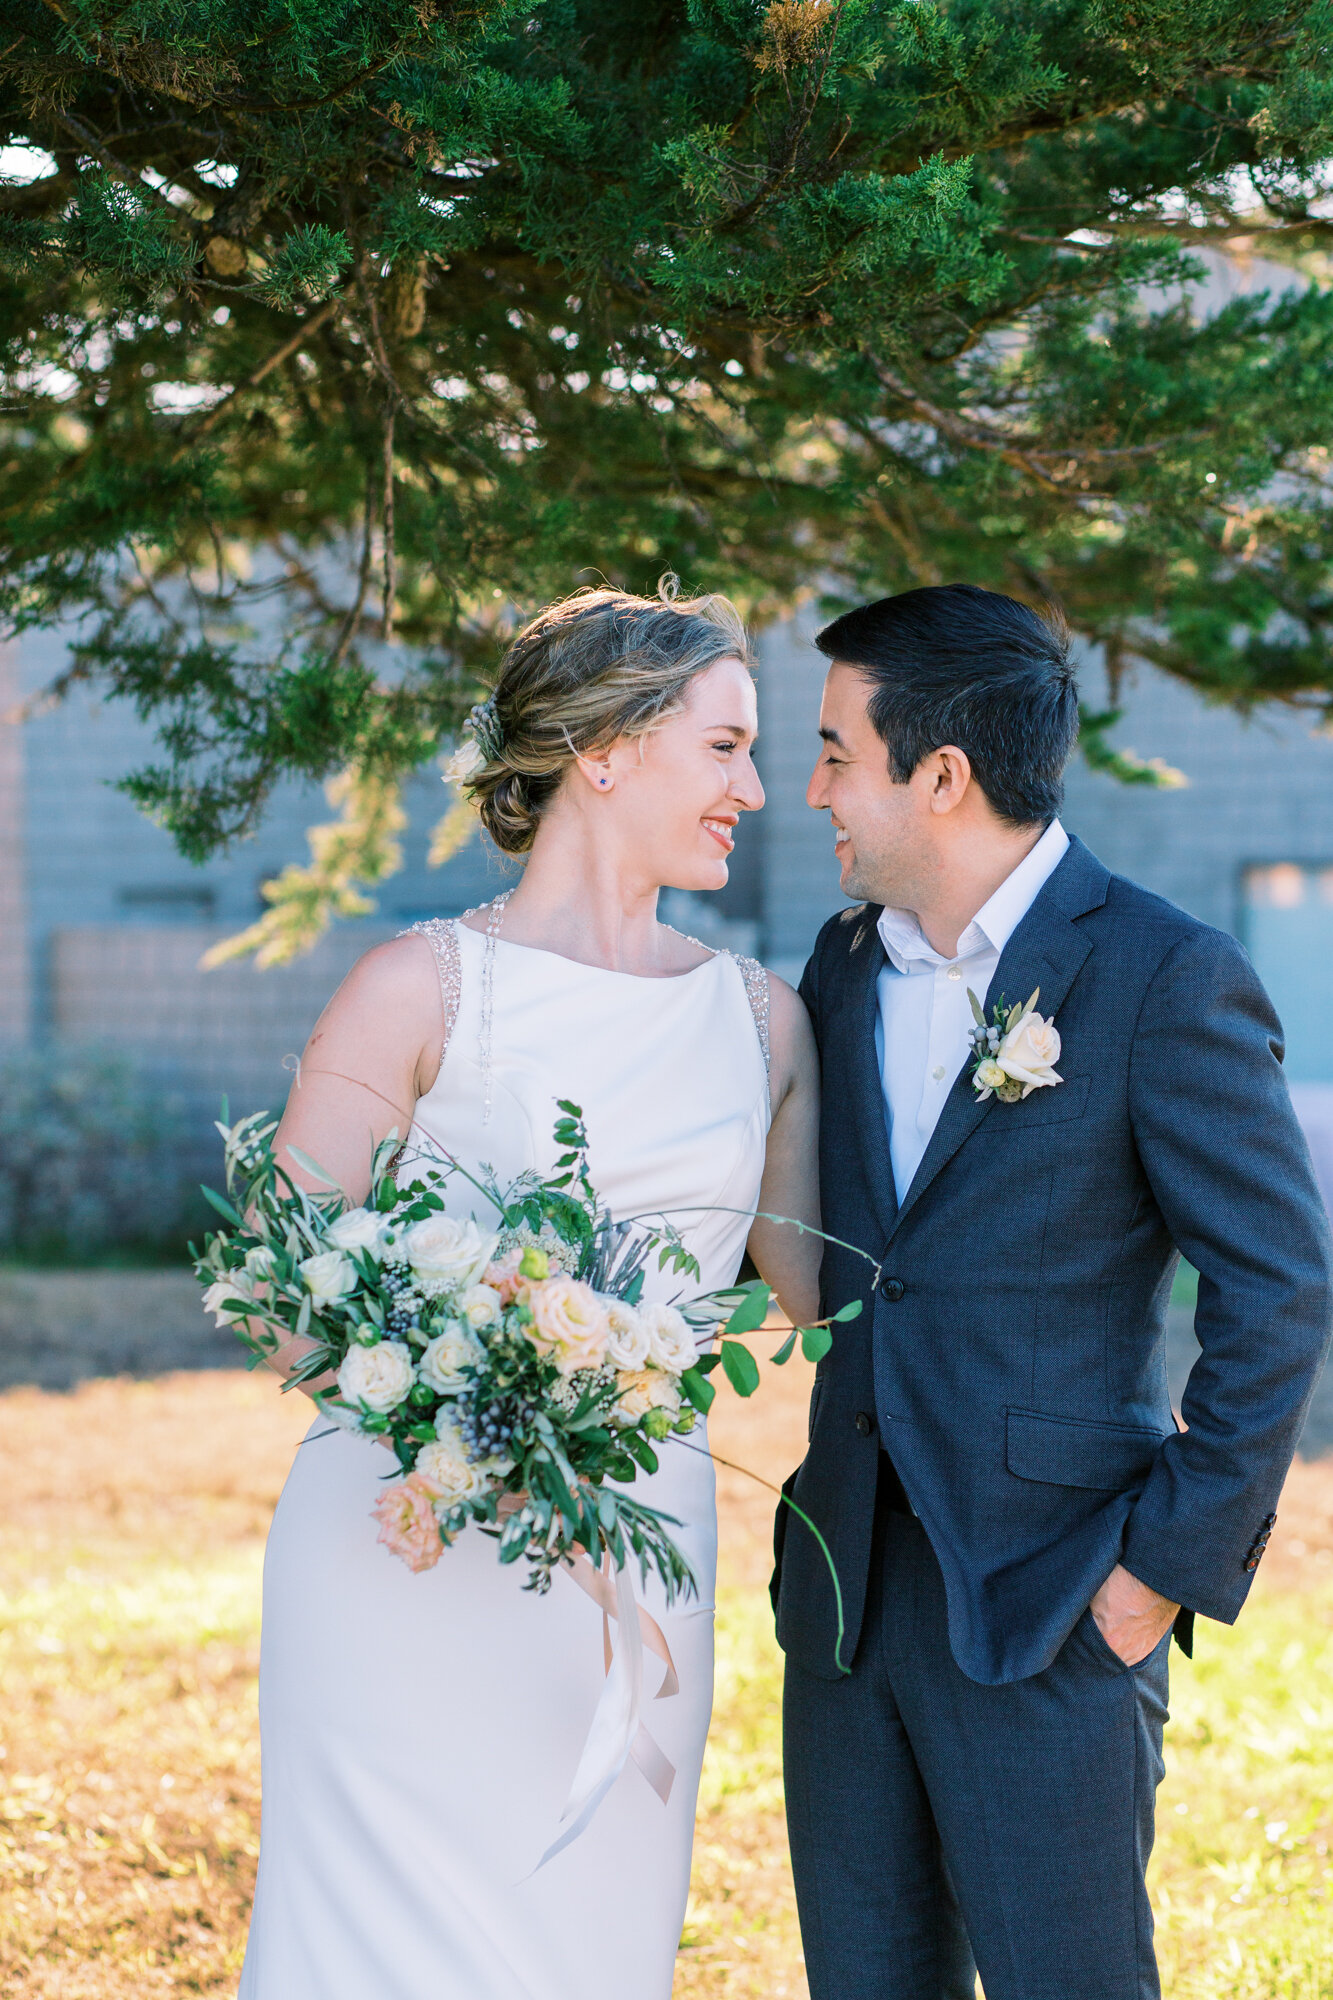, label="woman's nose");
[733,759,765,811]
